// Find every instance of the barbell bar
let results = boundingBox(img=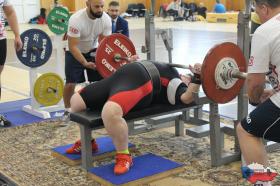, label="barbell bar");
[114,54,191,70]
[96,34,248,104]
